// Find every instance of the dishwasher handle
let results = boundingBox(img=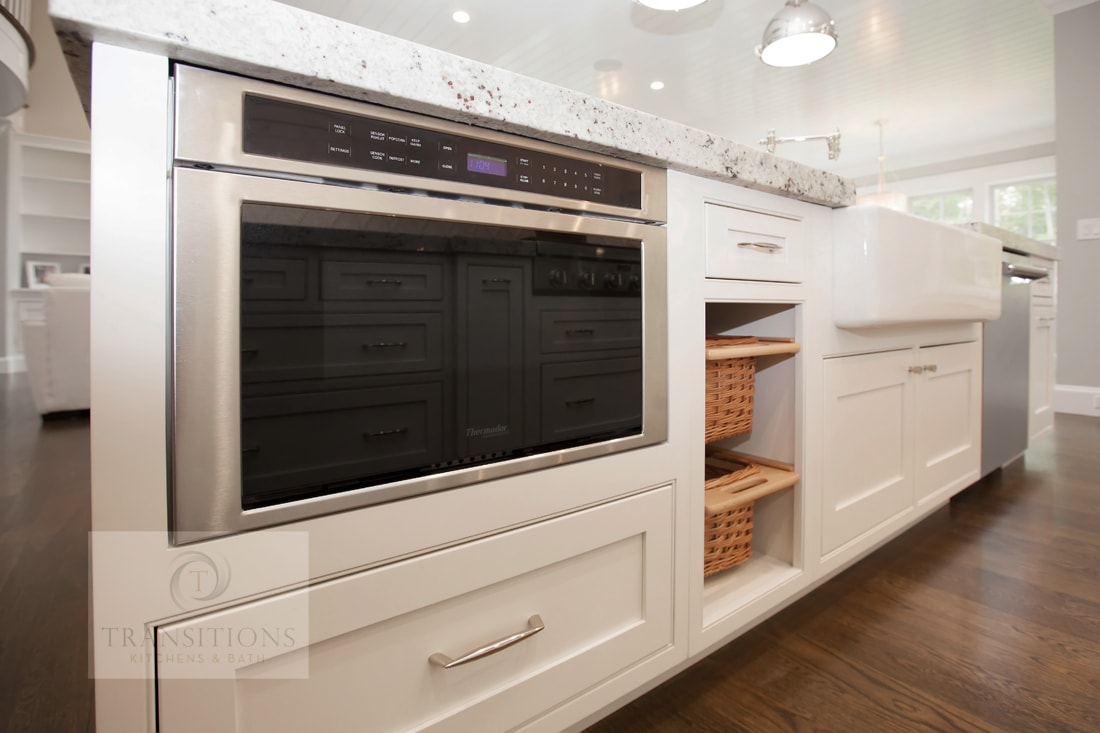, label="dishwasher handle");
[1004,262,1050,280]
